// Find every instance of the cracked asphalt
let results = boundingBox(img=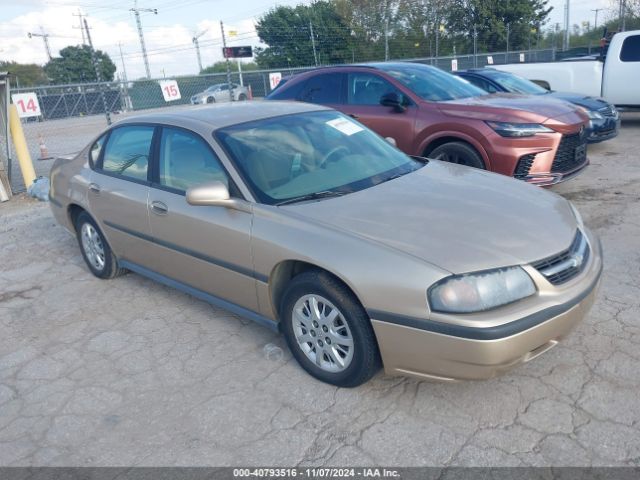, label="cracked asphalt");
[1,114,639,467]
